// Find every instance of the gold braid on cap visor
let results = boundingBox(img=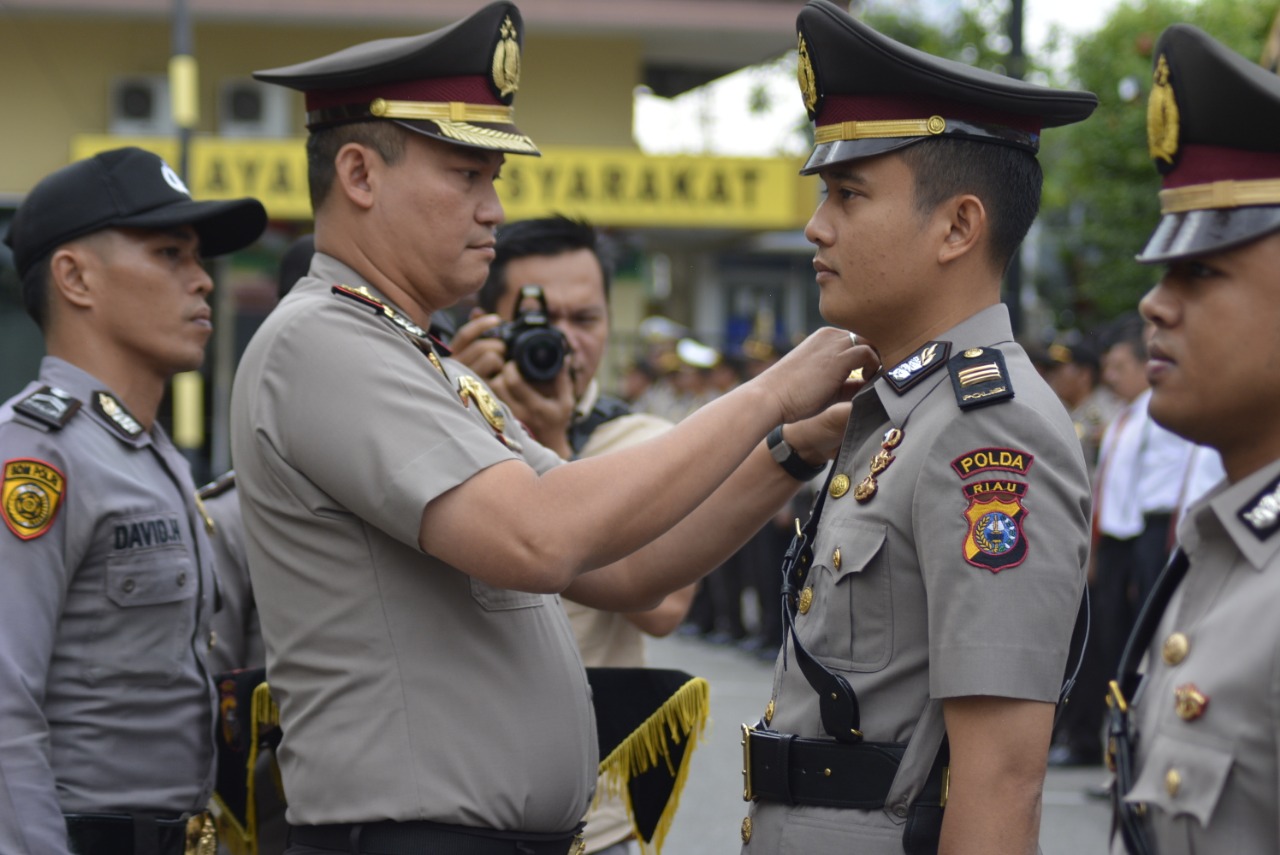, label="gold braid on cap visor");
[815,116,947,143]
[1159,178,1280,214]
